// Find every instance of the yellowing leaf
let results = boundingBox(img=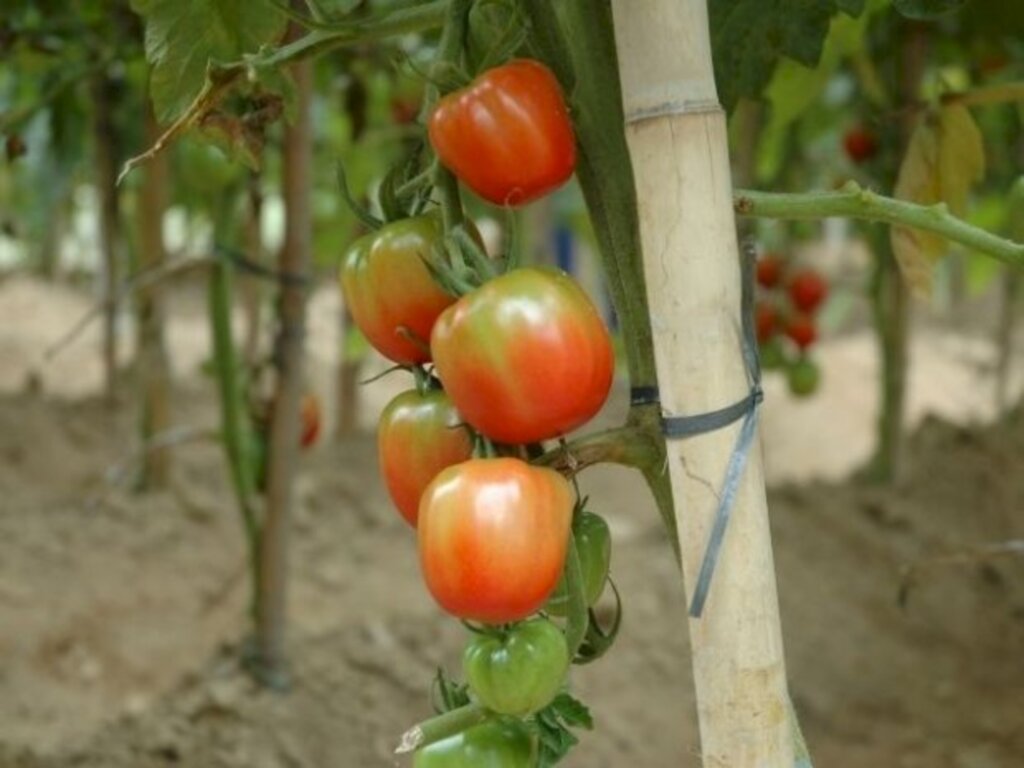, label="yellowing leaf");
[938,103,985,216]
[890,103,986,296]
